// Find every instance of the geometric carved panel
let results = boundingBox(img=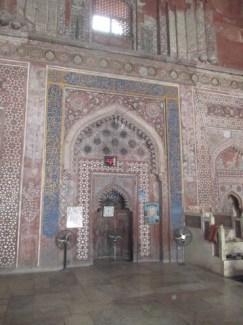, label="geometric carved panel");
[77,159,150,260]
[0,63,28,267]
[44,69,182,263]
